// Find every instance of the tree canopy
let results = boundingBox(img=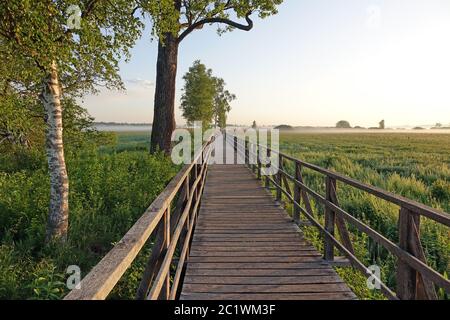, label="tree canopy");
[144,0,283,41]
[145,0,283,153]
[0,0,143,95]
[213,77,235,129]
[181,61,216,129]
[336,120,351,129]
[181,61,235,129]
